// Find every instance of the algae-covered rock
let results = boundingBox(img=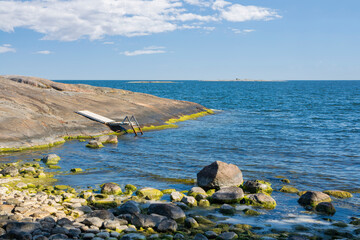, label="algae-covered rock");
[181,195,197,207]
[55,185,69,190]
[243,209,261,216]
[170,191,184,202]
[96,135,118,144]
[323,190,353,199]
[125,184,137,192]
[101,182,122,195]
[219,204,236,215]
[48,165,61,169]
[42,154,61,165]
[242,193,276,209]
[315,202,336,215]
[298,191,331,207]
[185,217,199,228]
[243,180,272,194]
[280,186,299,193]
[86,140,104,149]
[211,187,244,204]
[70,168,83,173]
[188,187,207,198]
[136,187,163,200]
[157,219,177,232]
[281,178,291,183]
[0,166,19,177]
[197,161,243,190]
[218,231,238,240]
[162,189,176,194]
[198,199,210,207]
